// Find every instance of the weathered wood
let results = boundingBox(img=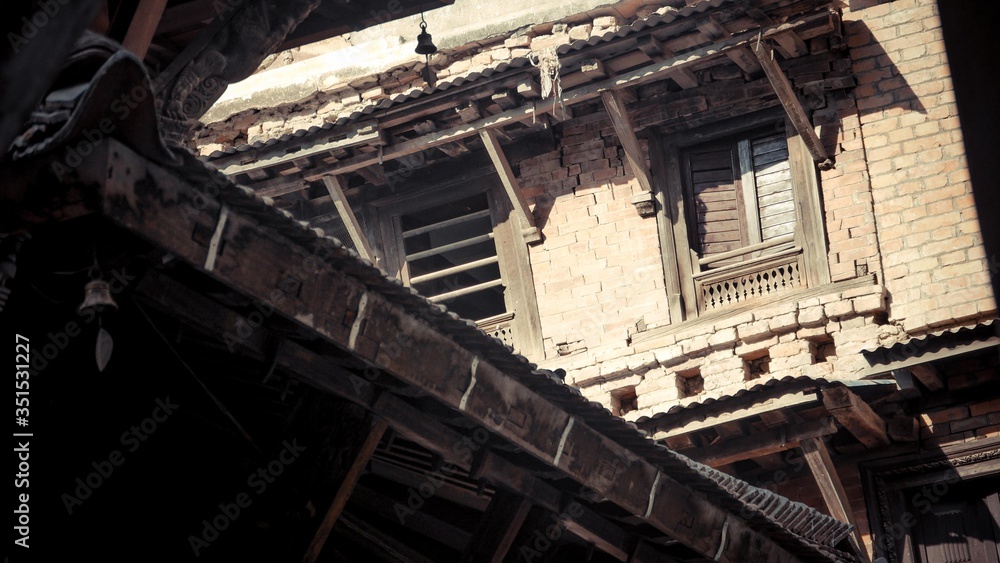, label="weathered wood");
[687,418,837,467]
[907,363,945,391]
[601,90,654,196]
[800,437,871,562]
[784,118,832,286]
[123,0,169,59]
[581,59,608,80]
[351,484,472,551]
[753,41,832,168]
[91,139,819,563]
[696,16,762,75]
[459,491,532,563]
[303,417,389,563]
[821,386,890,448]
[651,137,696,321]
[322,176,374,261]
[480,128,540,242]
